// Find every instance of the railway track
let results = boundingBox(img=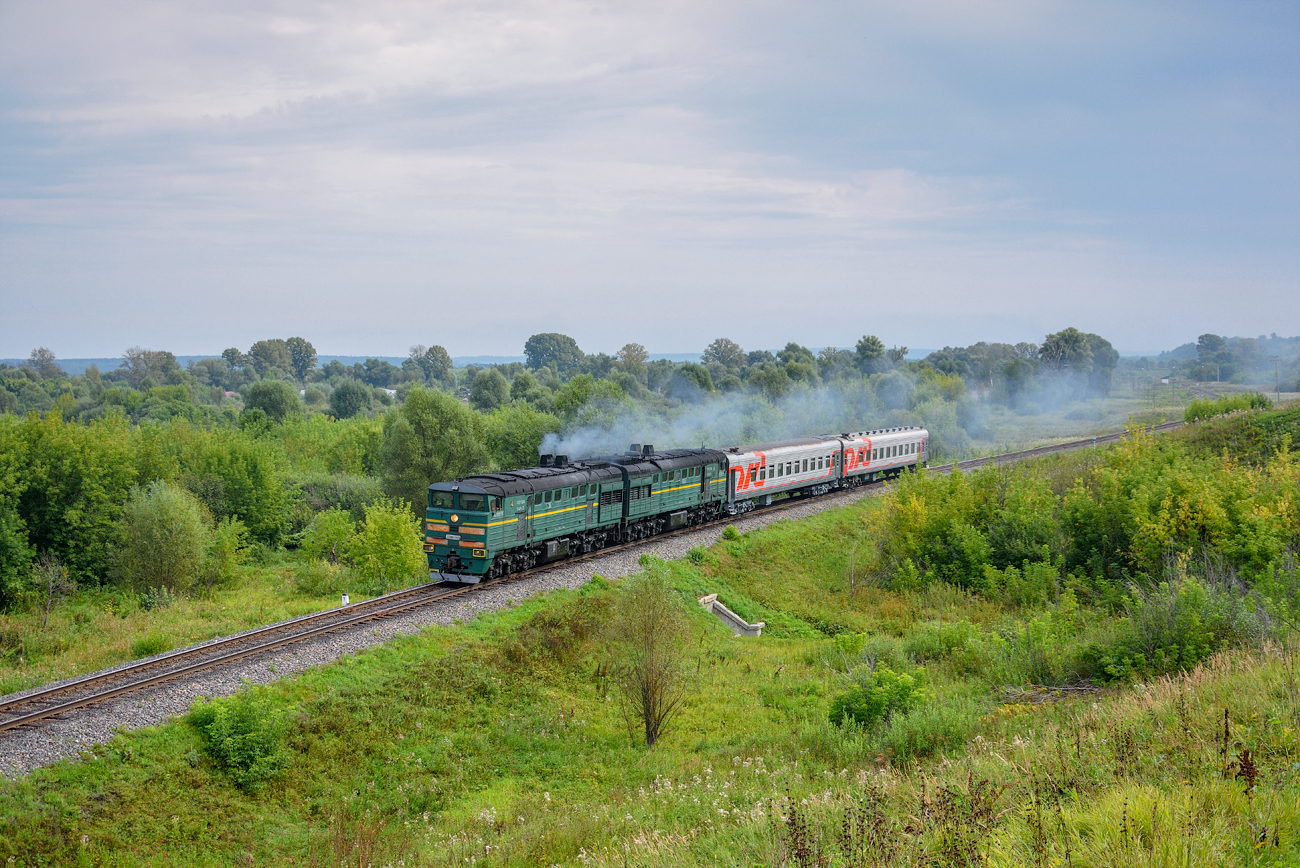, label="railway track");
[0,419,1182,735]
